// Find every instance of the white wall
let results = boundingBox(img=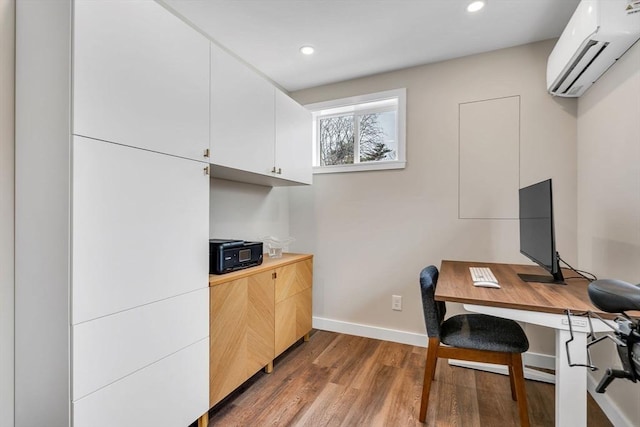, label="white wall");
[290,39,577,353]
[209,178,290,243]
[577,41,640,426]
[0,1,14,426]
